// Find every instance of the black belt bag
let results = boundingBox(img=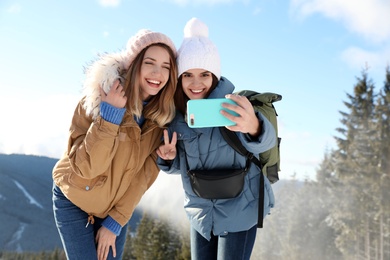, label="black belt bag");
[187,159,250,199]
